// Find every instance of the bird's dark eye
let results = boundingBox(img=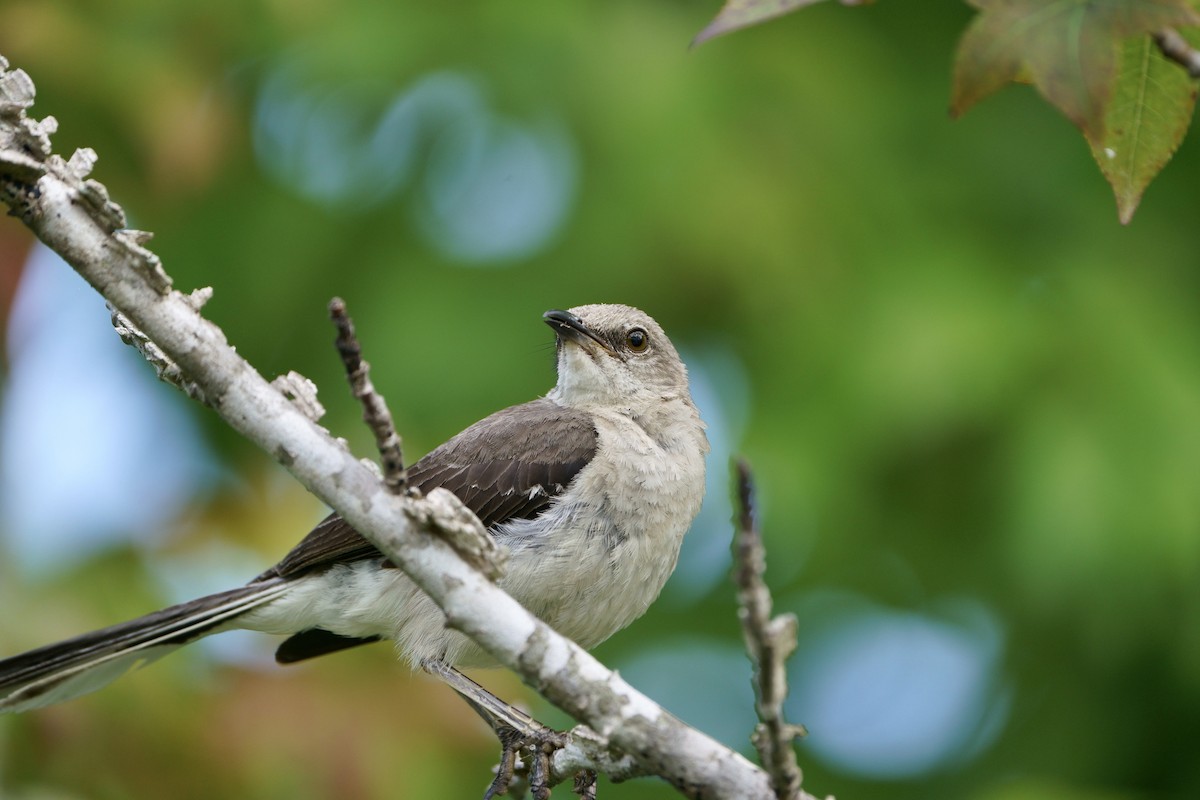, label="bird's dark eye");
[625,328,649,352]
